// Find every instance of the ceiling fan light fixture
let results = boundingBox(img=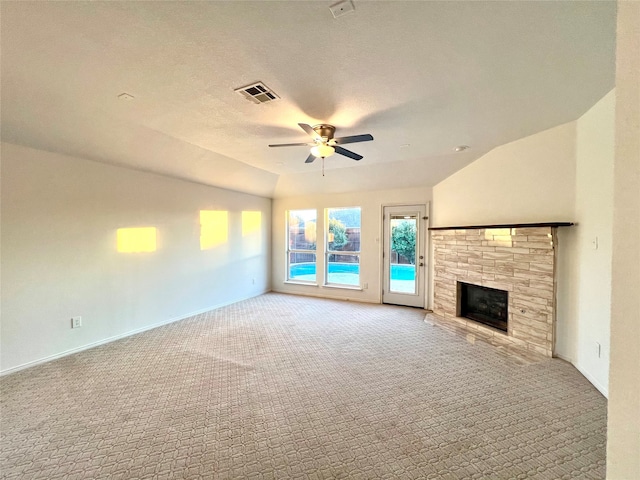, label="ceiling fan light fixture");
[268,123,372,166]
[311,144,335,158]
